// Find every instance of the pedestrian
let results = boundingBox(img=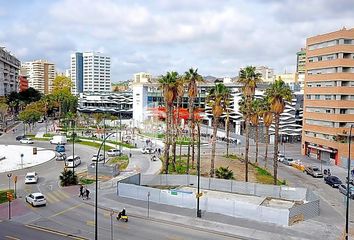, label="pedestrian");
[85,188,90,200]
[79,185,84,198]
[158,148,161,155]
